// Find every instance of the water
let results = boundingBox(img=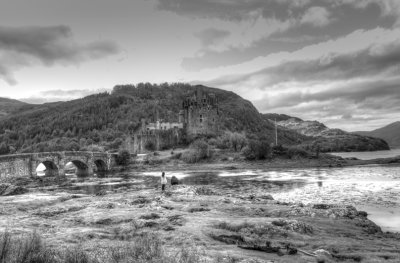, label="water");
[331,149,400,160]
[59,165,400,233]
